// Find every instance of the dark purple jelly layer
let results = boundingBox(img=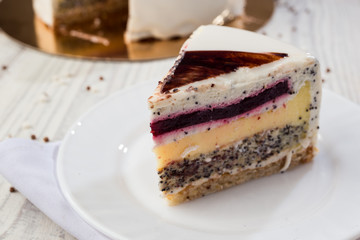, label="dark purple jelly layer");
[161,51,288,93]
[151,79,290,137]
